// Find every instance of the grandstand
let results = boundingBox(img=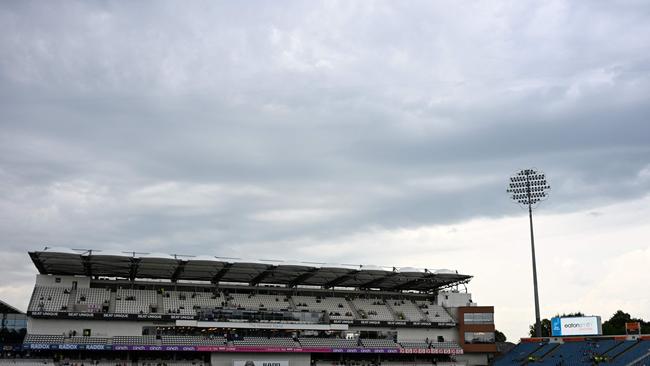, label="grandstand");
[2,248,500,366]
[493,337,650,365]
